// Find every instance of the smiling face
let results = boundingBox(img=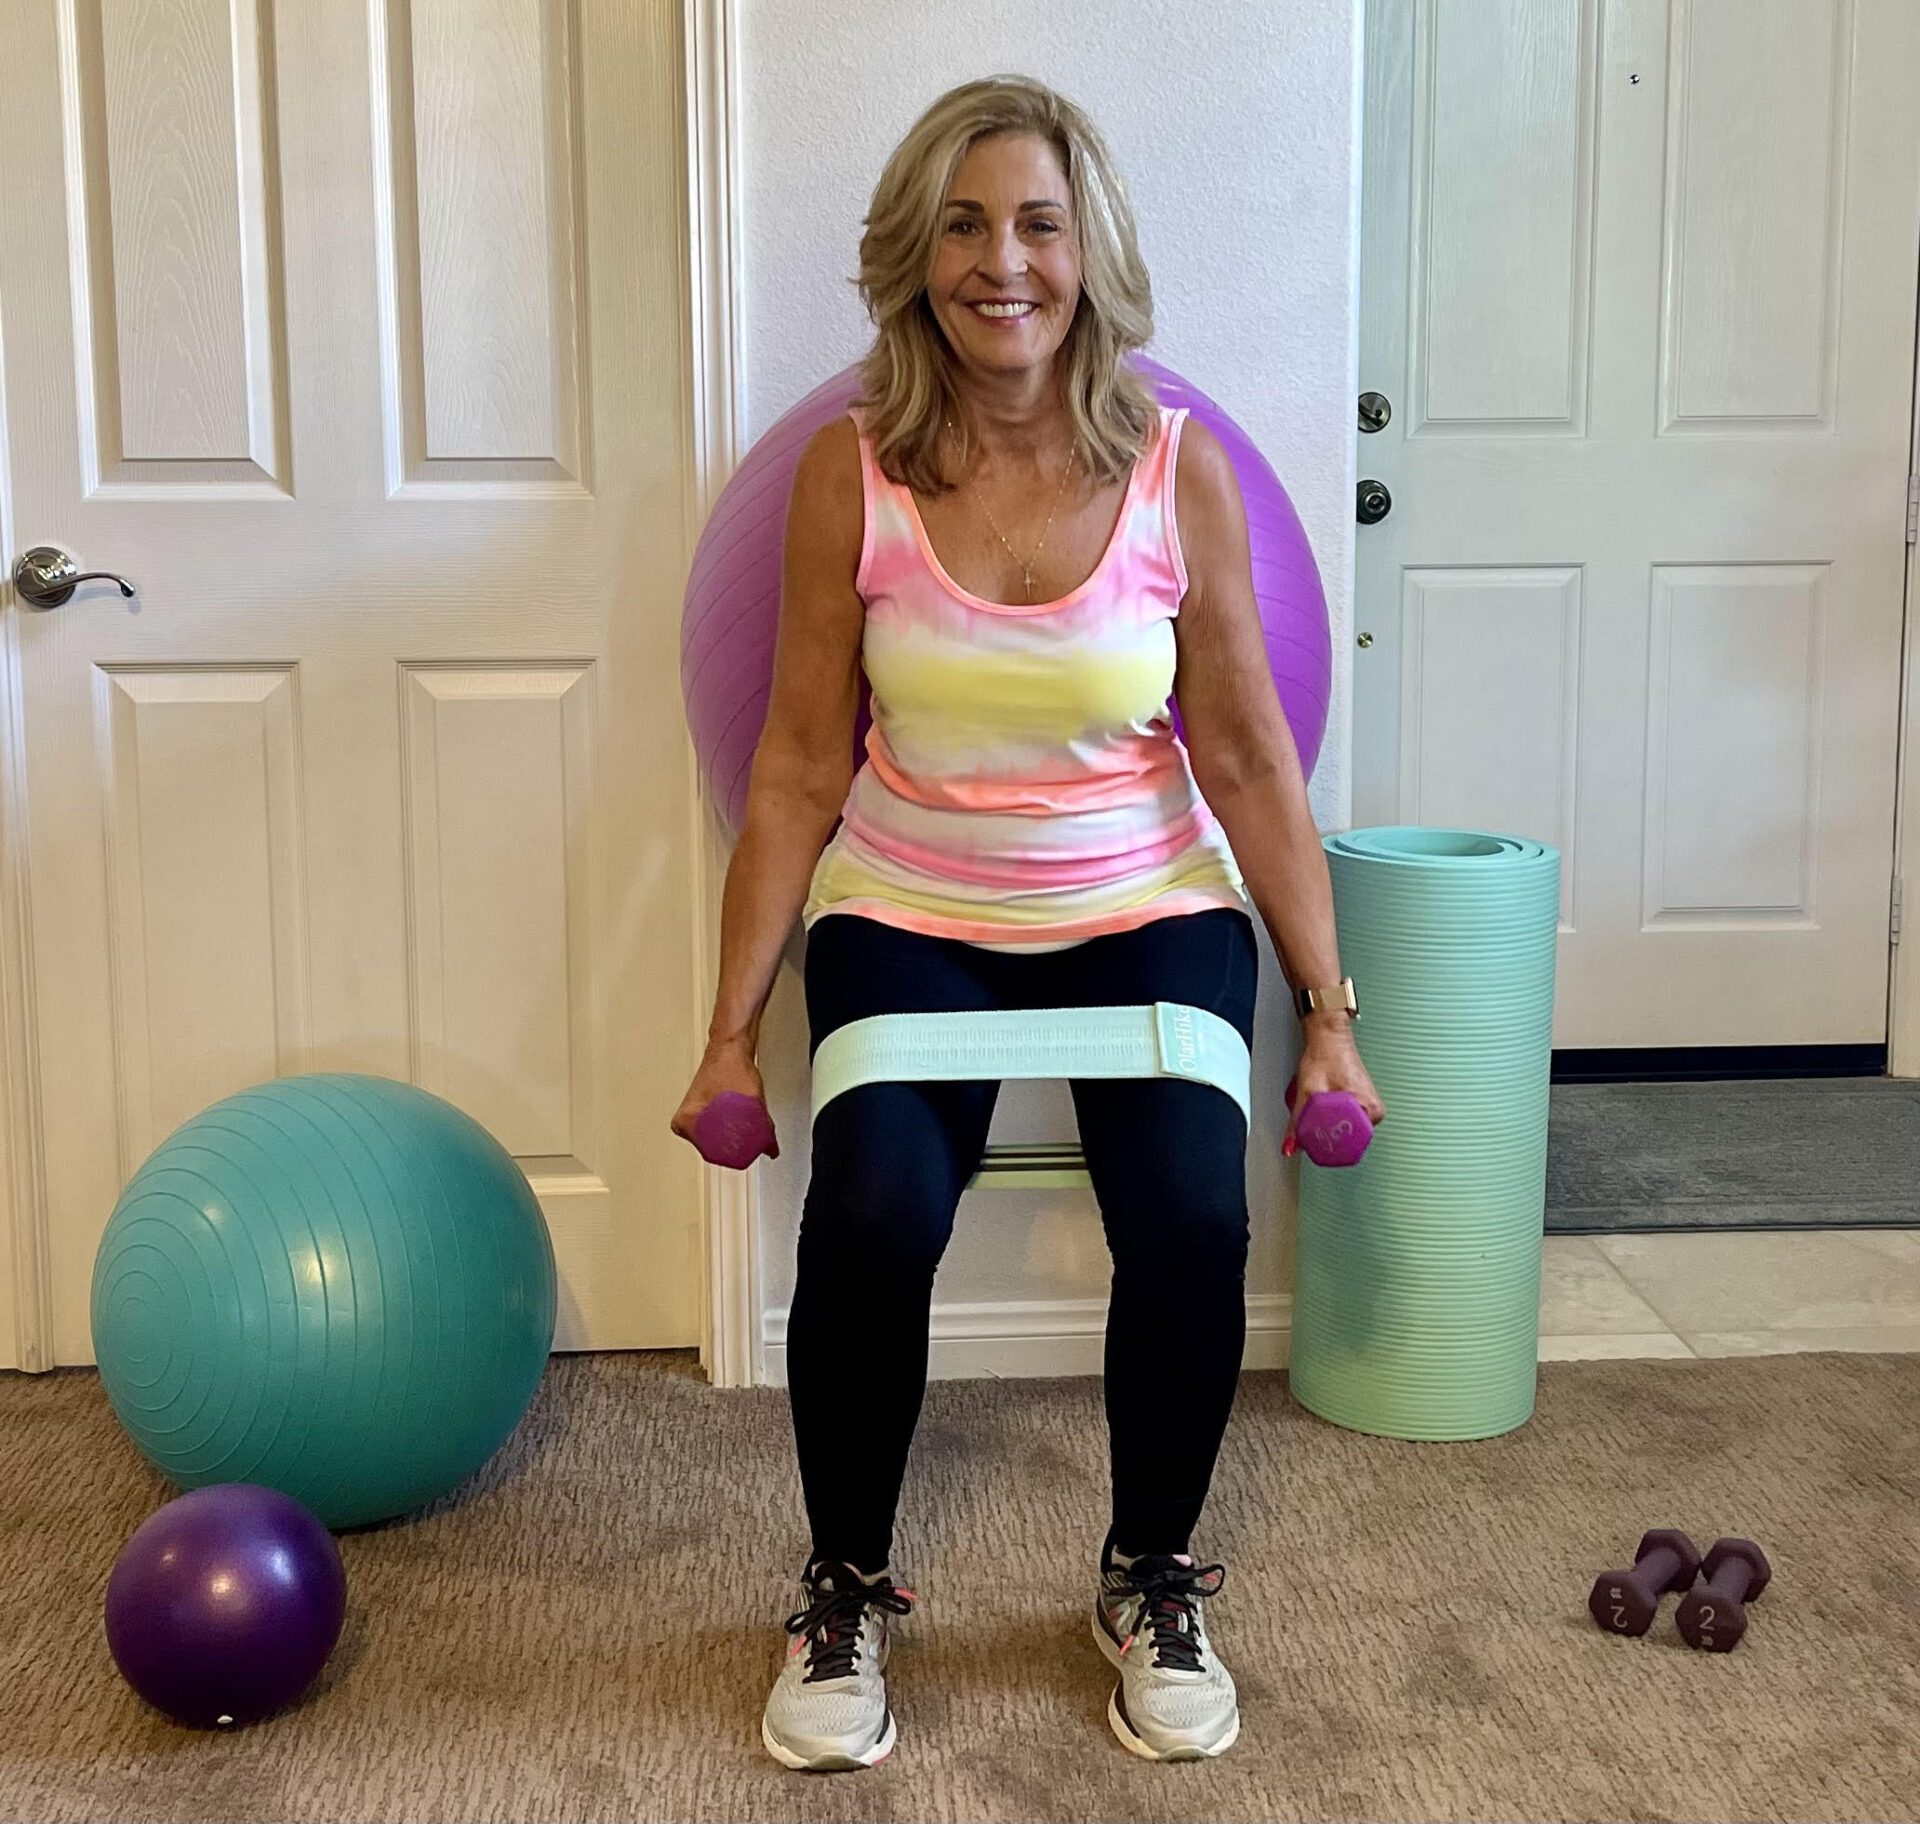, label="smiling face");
[925,131,1083,383]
